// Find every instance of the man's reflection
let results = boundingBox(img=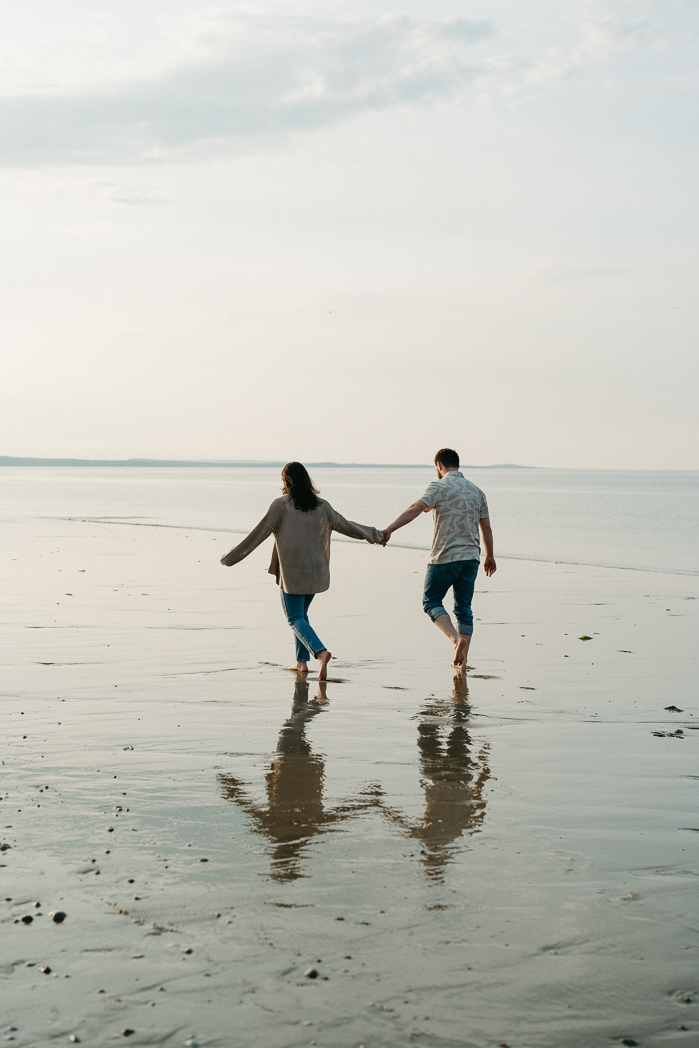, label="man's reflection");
[381,677,490,881]
[217,677,381,882]
[218,676,489,883]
